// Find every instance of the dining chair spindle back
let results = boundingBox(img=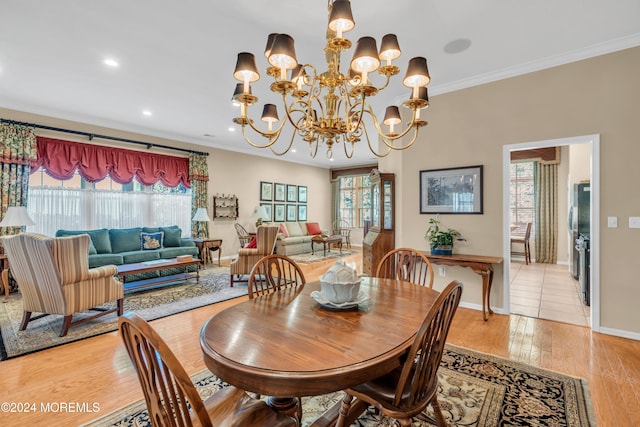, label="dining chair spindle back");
[336,280,464,427]
[376,248,435,288]
[248,254,306,299]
